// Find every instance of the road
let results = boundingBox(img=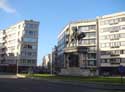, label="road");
[0,77,124,92]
